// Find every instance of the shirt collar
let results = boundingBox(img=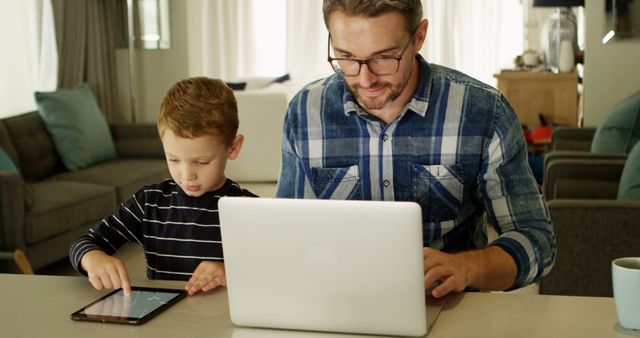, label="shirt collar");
[340,54,433,119]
